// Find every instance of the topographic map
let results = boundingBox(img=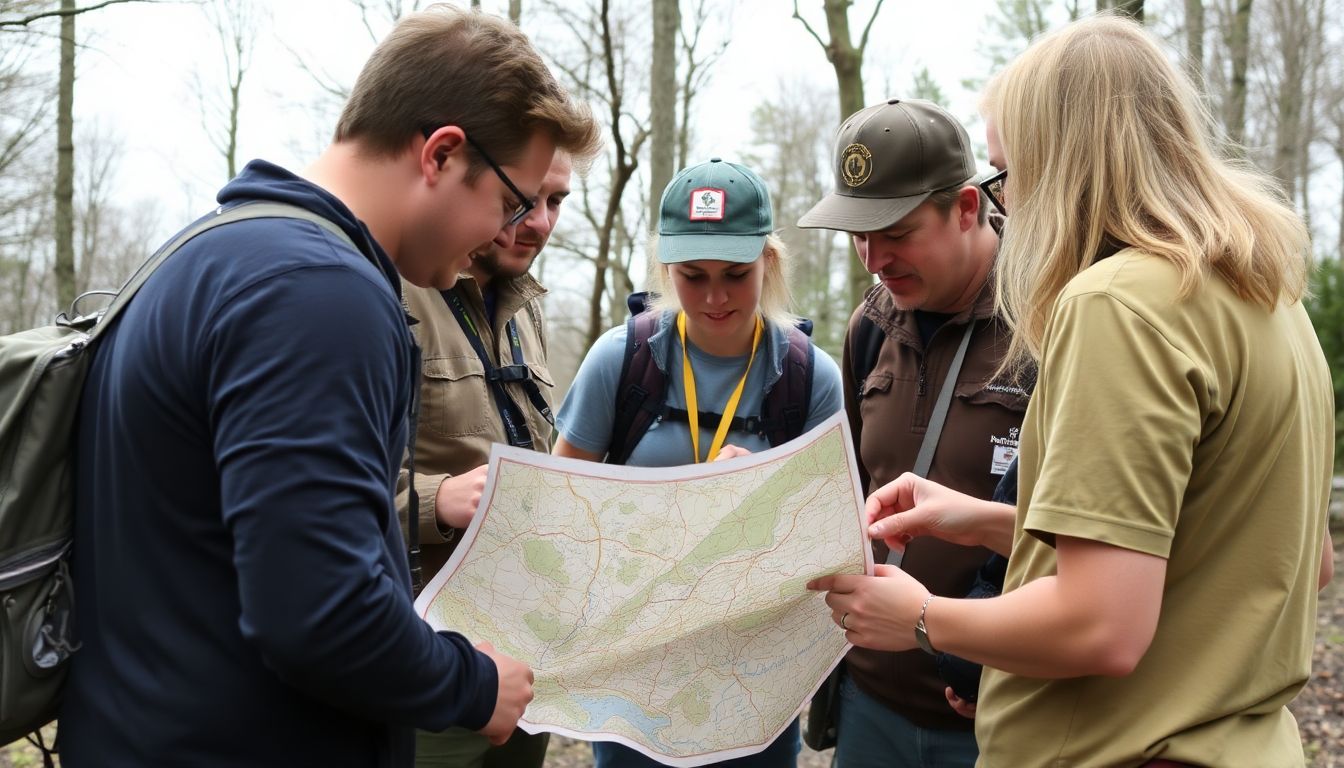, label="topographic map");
[414,413,872,766]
